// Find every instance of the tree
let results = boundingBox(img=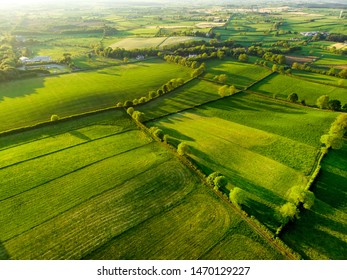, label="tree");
[177,142,189,156]
[124,100,133,107]
[287,185,315,210]
[213,176,227,191]
[50,114,59,121]
[207,172,222,186]
[342,104,347,112]
[238,53,248,62]
[148,91,159,99]
[316,95,329,109]
[132,111,145,122]
[272,64,278,72]
[153,128,164,140]
[229,187,246,209]
[328,99,341,111]
[218,74,227,83]
[278,202,299,224]
[288,92,298,103]
[126,107,134,115]
[116,102,123,107]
